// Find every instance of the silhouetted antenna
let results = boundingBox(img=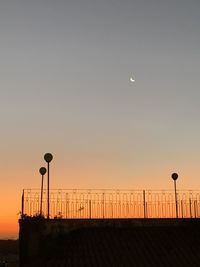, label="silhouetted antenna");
[44,153,53,219]
[39,167,47,216]
[171,172,178,218]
